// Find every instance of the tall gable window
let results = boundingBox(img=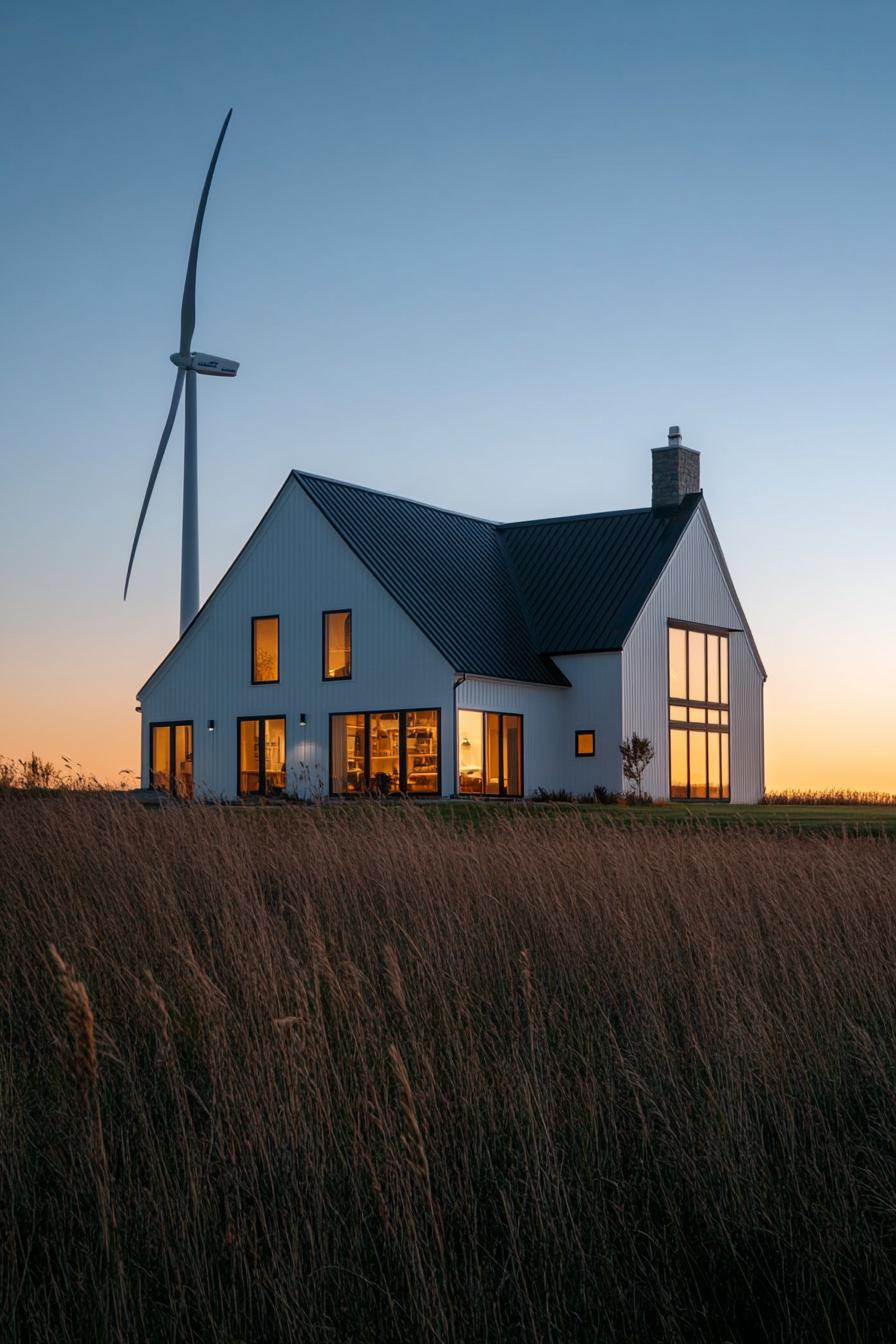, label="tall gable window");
[668,623,729,800]
[323,610,352,680]
[252,616,279,683]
